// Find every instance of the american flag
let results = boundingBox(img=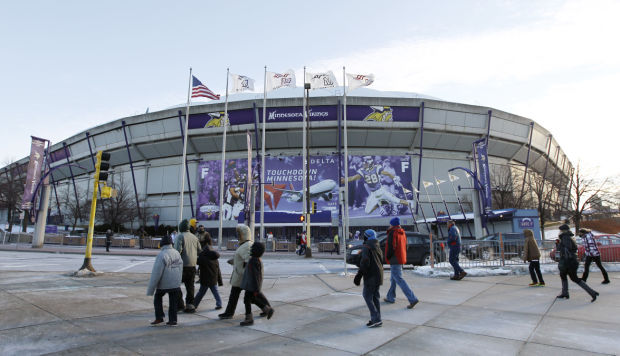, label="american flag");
[191,76,220,100]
